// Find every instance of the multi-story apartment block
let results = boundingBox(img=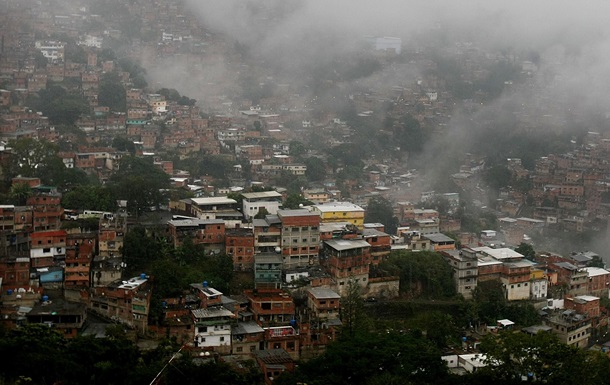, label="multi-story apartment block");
[27,194,63,231]
[278,209,320,268]
[306,287,341,320]
[244,289,295,327]
[544,309,591,348]
[362,228,391,264]
[191,283,235,354]
[254,254,283,289]
[442,249,478,299]
[226,228,255,270]
[167,218,225,254]
[30,230,66,268]
[321,239,371,295]
[501,261,533,301]
[90,274,152,332]
[64,232,96,289]
[232,321,265,355]
[264,326,300,360]
[253,215,281,255]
